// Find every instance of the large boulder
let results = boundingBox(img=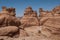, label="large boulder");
[0,26,18,36]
